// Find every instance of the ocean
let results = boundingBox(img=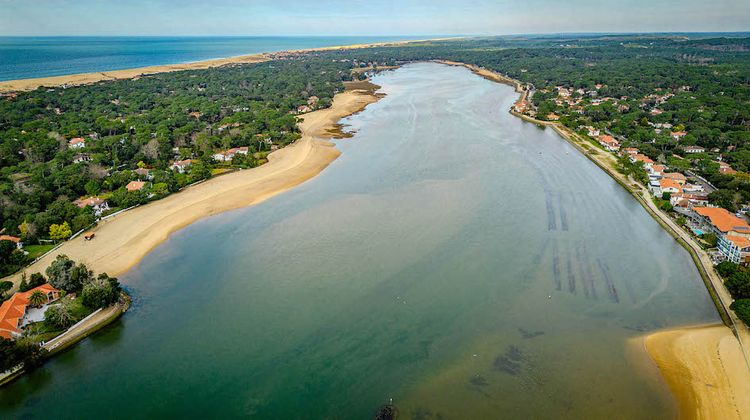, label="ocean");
[0,36,430,81]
